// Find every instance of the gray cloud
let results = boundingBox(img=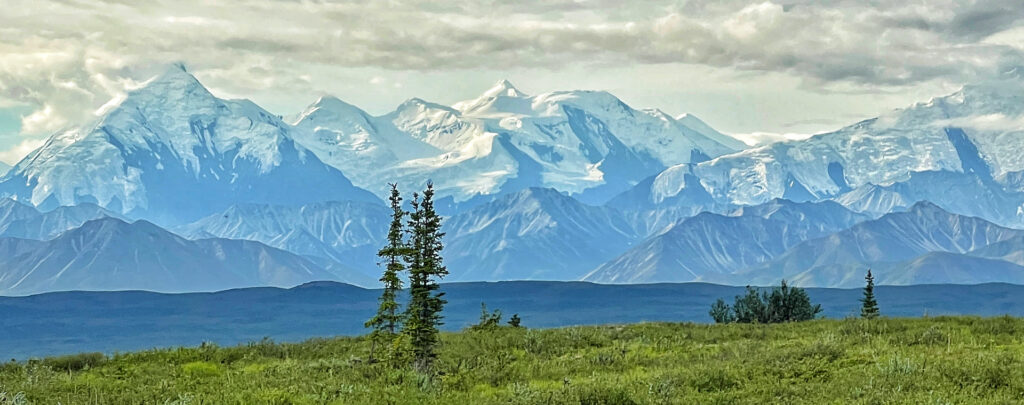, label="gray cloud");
[1,0,1023,138]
